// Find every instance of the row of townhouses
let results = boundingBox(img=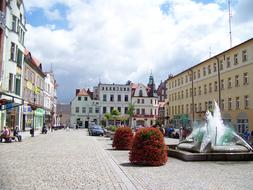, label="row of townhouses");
[70,75,159,128]
[71,38,253,135]
[164,38,253,135]
[0,0,57,131]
